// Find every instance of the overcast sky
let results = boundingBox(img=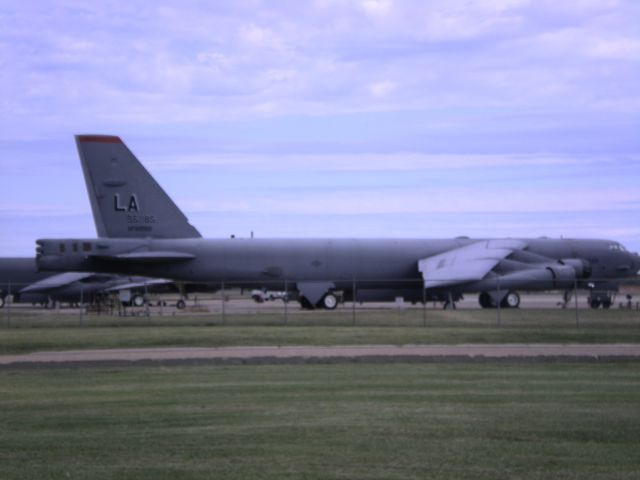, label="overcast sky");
[1,0,639,256]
